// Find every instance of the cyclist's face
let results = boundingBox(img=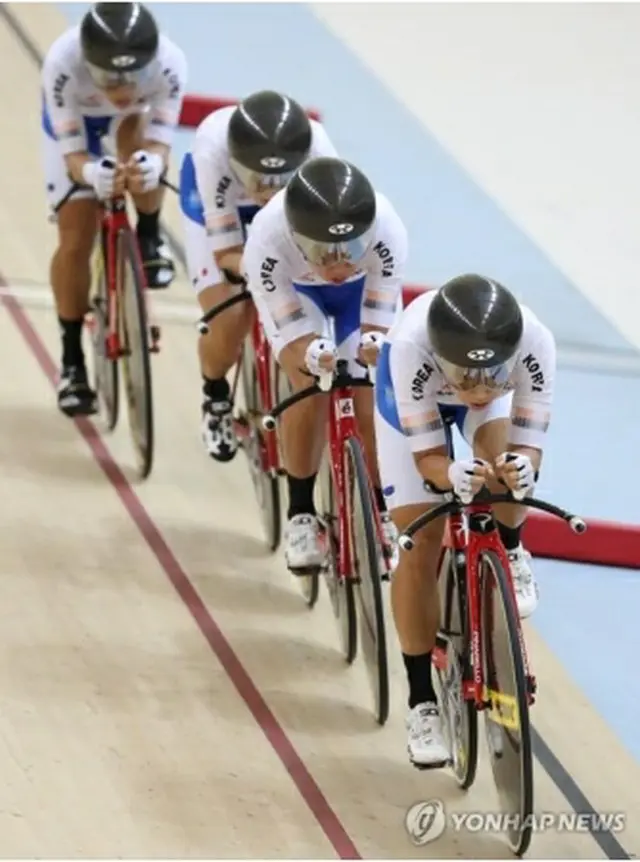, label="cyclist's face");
[454,385,501,410]
[312,261,359,284]
[251,187,279,207]
[101,82,137,108]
